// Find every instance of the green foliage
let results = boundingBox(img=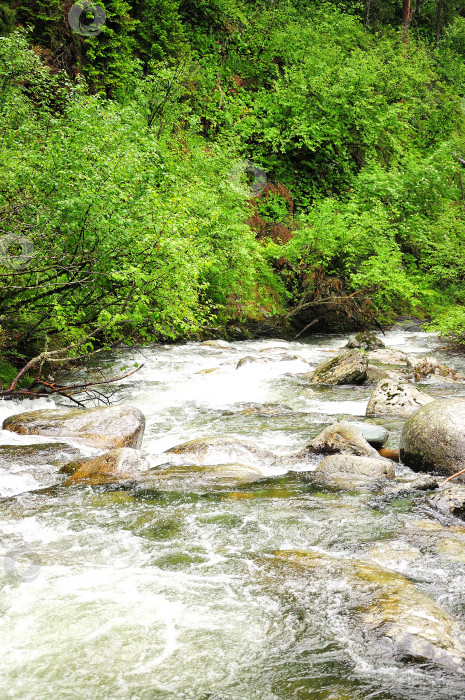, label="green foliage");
[3,0,465,353]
